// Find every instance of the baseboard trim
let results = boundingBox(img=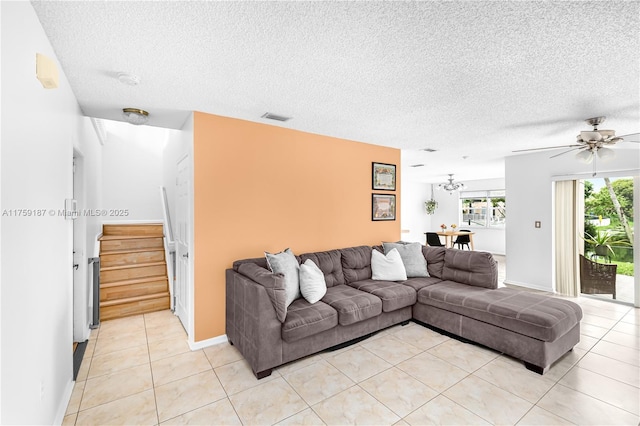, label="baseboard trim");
[188,334,228,351]
[54,378,75,426]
